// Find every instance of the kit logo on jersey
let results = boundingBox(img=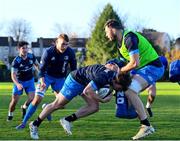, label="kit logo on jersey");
[104,69,110,73]
[64,56,69,60]
[51,57,55,61]
[29,60,33,64]
[25,66,29,69]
